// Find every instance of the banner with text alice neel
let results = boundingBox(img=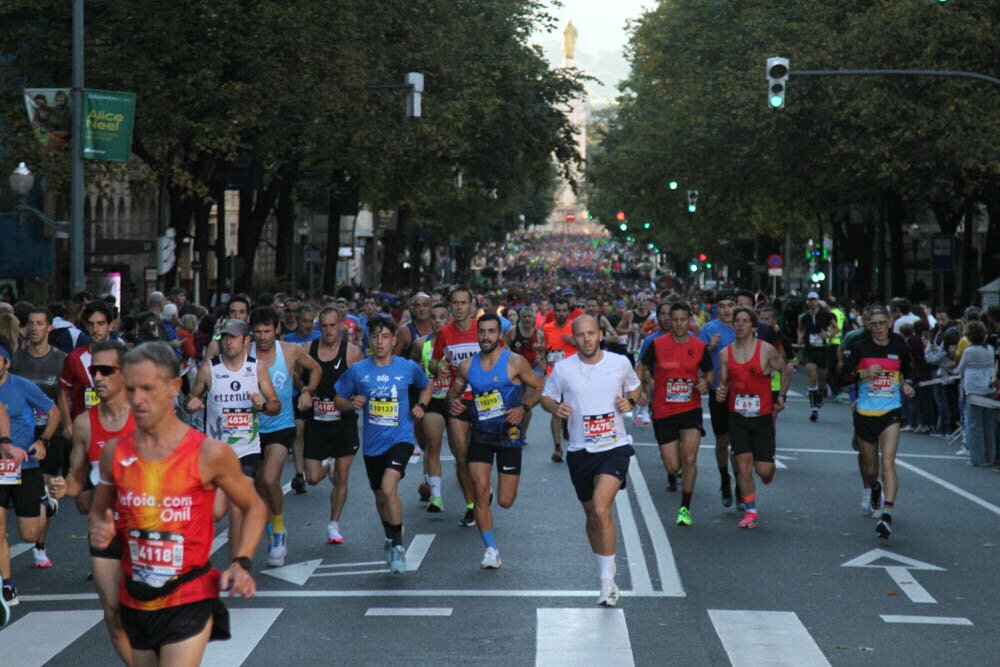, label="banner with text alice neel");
[82,89,137,162]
